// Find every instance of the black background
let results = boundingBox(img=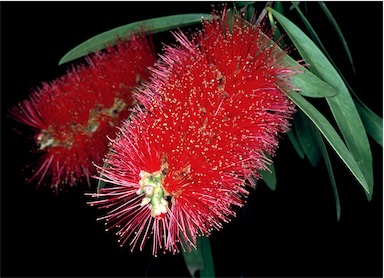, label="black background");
[1,1,383,277]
